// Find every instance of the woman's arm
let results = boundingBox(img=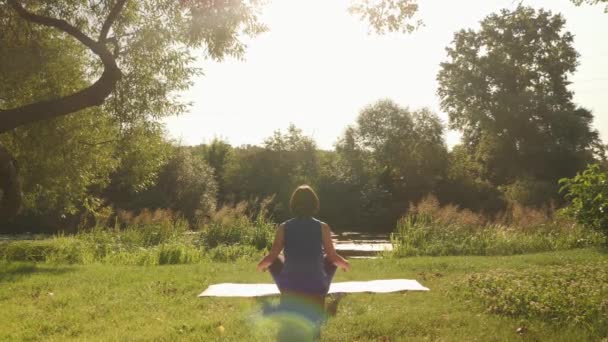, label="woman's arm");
[321,223,351,271]
[256,223,285,272]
